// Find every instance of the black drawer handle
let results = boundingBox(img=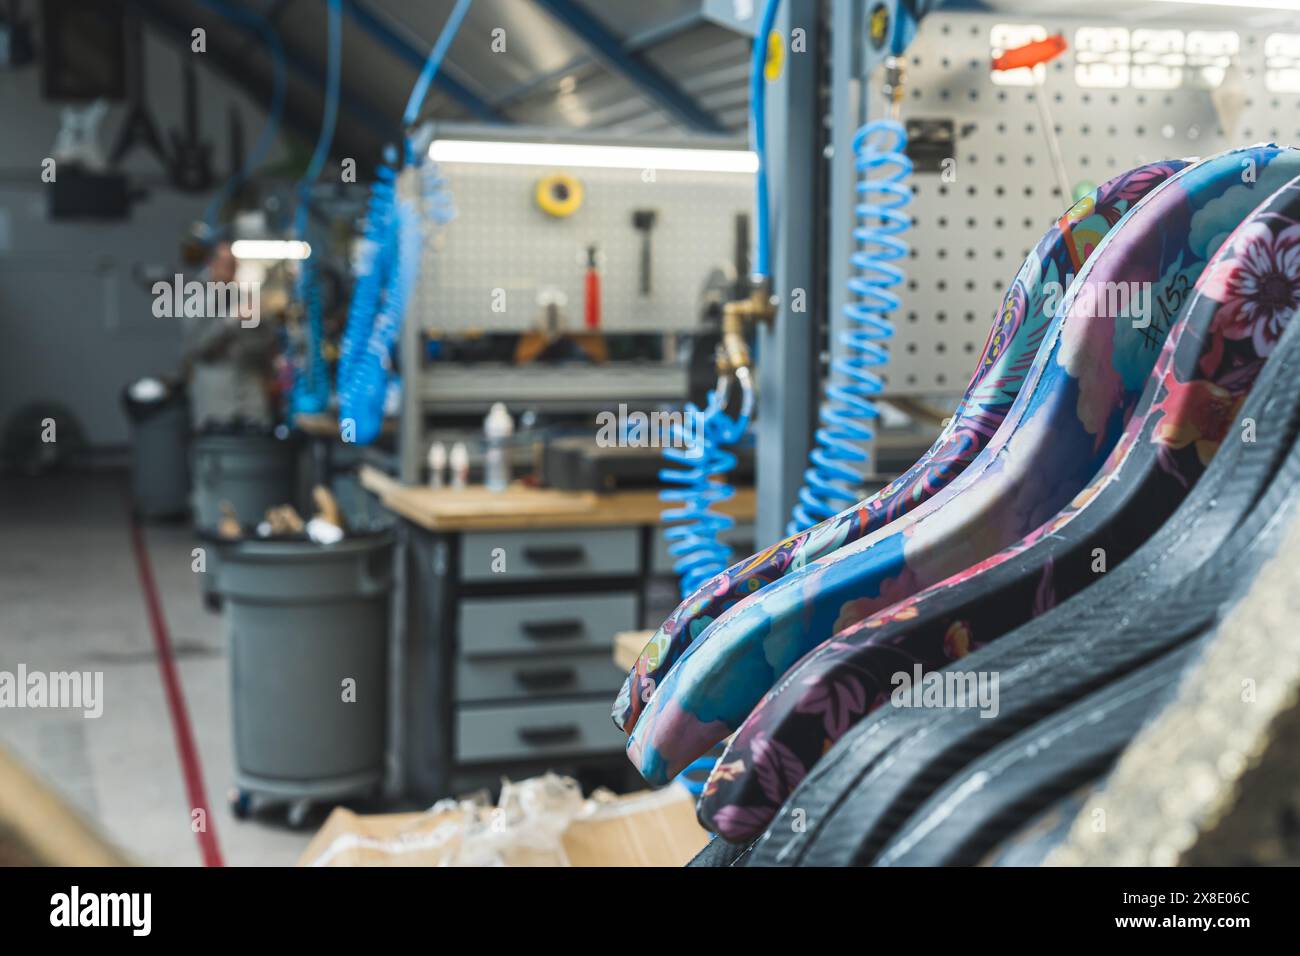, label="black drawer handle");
[517,725,580,746]
[521,619,584,641]
[514,667,578,691]
[522,545,586,566]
